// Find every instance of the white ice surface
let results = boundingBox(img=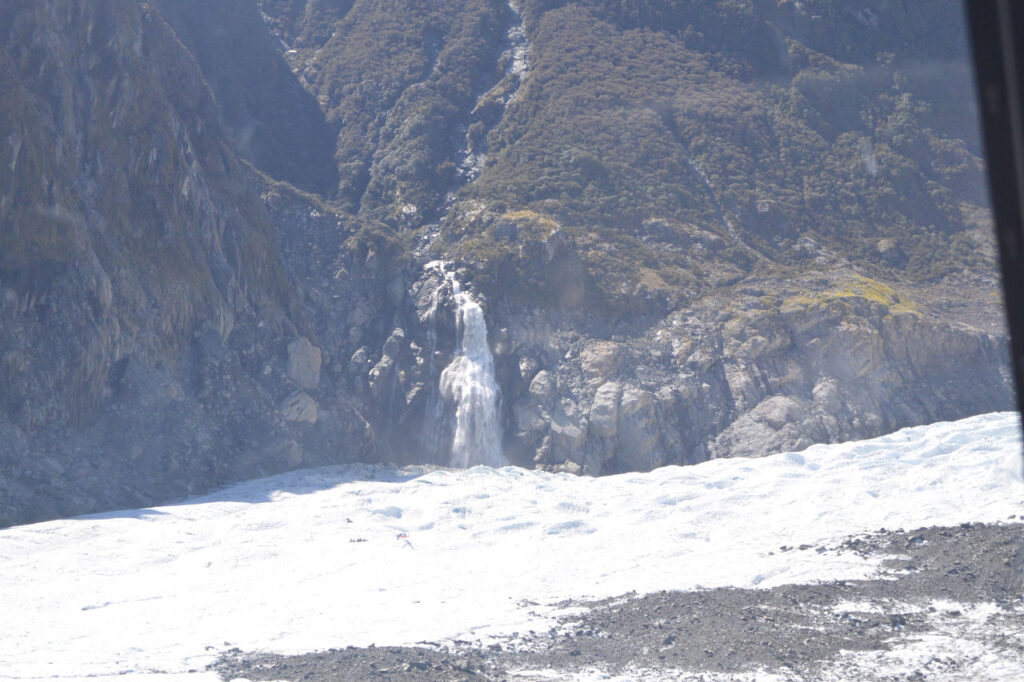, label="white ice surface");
[821,601,1024,682]
[1,411,1023,680]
